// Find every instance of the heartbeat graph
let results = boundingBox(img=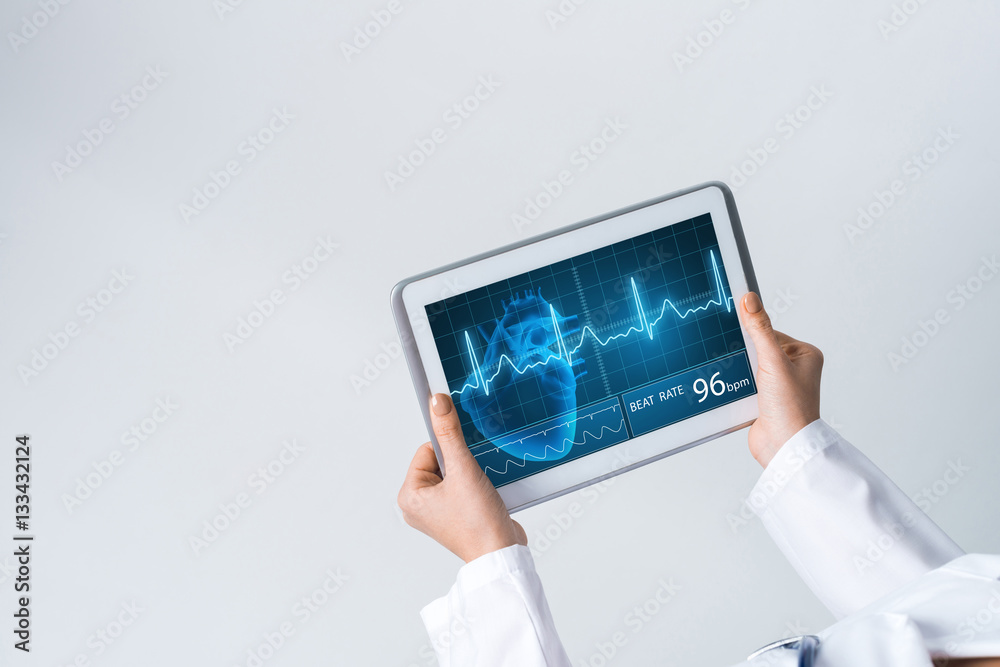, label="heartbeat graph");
[473,403,626,476]
[452,250,734,399]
